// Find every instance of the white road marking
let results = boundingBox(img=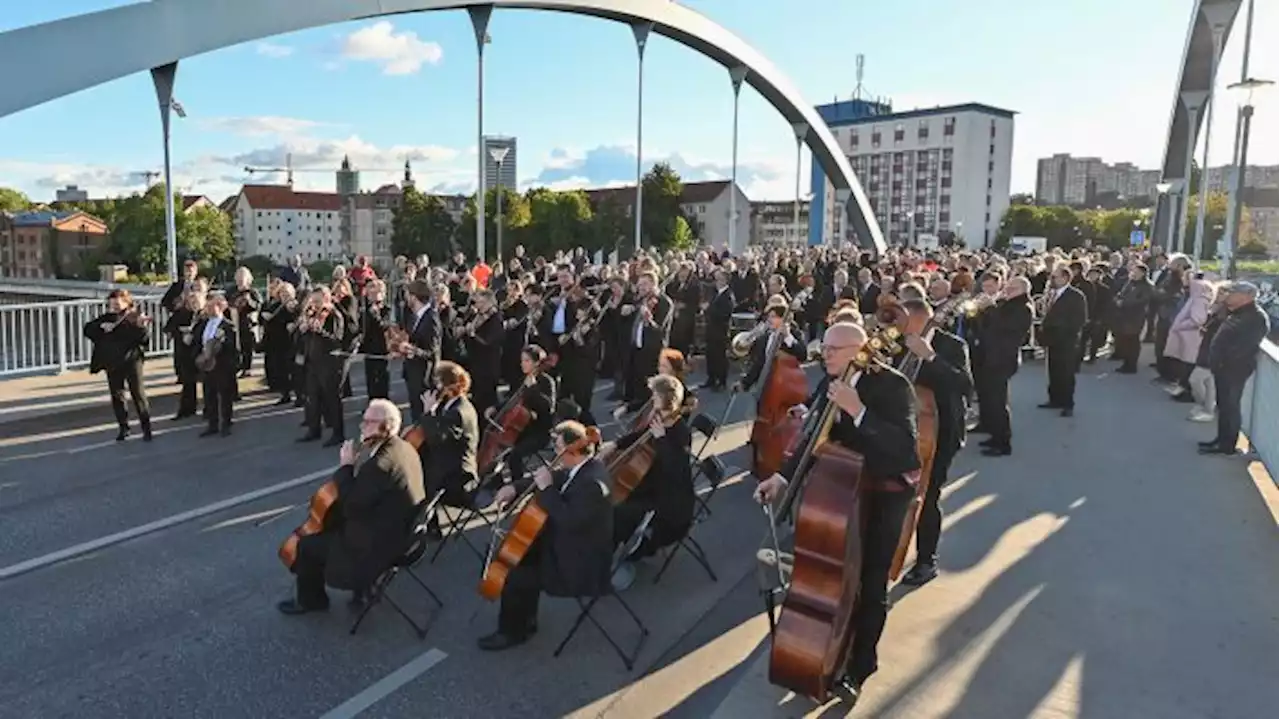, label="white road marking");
[0,466,335,581]
[318,648,448,719]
